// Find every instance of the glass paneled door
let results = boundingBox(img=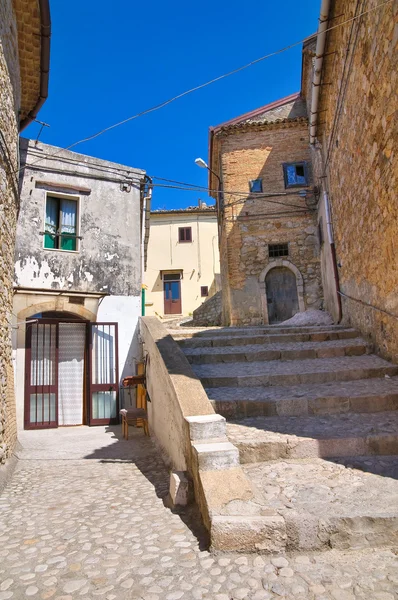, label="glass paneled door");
[25,321,58,429]
[89,323,119,425]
